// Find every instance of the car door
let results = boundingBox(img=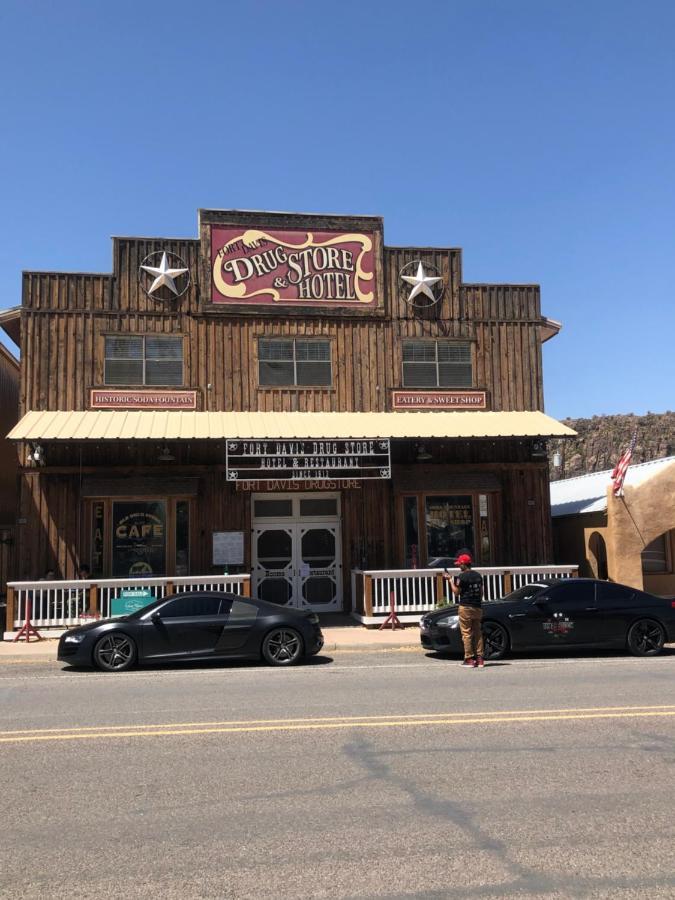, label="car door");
[141,593,228,659]
[532,581,600,647]
[214,597,260,653]
[595,581,639,645]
